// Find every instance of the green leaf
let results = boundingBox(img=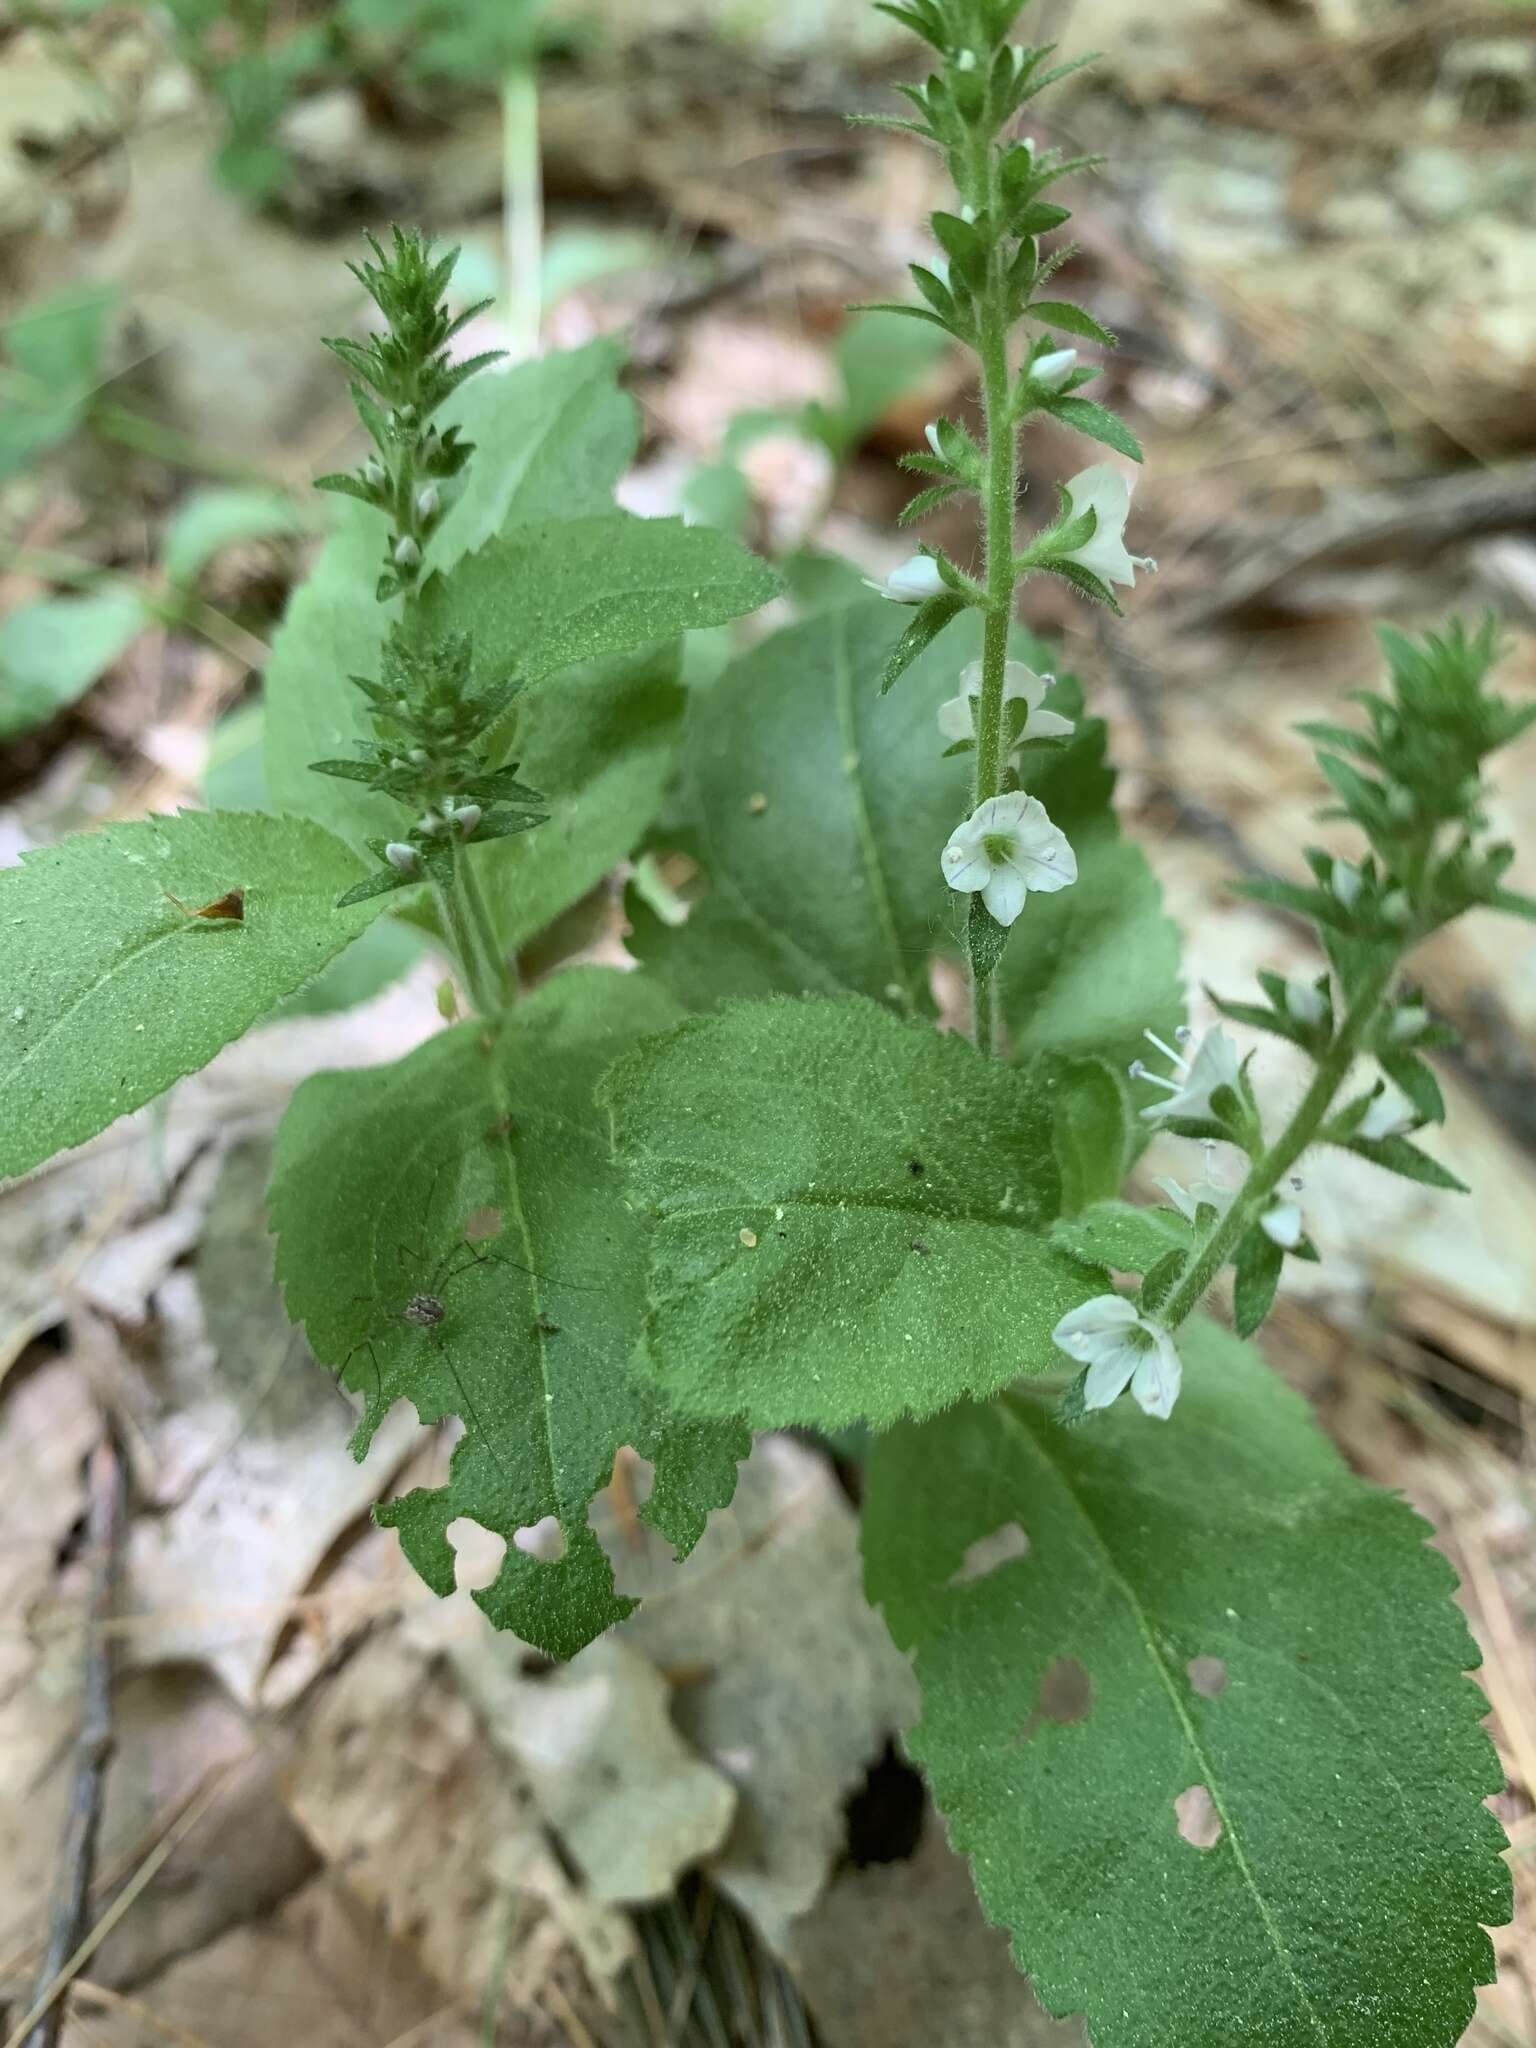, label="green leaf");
[862,1320,1510,2048]
[602,995,1100,1430]
[1045,395,1144,462]
[1233,1223,1283,1336]
[1050,1198,1191,1273]
[1028,299,1117,346]
[966,893,1009,982]
[270,967,748,1660]
[1045,1054,1130,1216]
[881,590,967,694]
[424,336,638,575]
[420,513,780,706]
[1378,1048,1446,1126]
[162,488,307,586]
[0,810,381,1180]
[627,596,1181,1063]
[476,640,687,954]
[1344,1132,1470,1193]
[0,591,149,738]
